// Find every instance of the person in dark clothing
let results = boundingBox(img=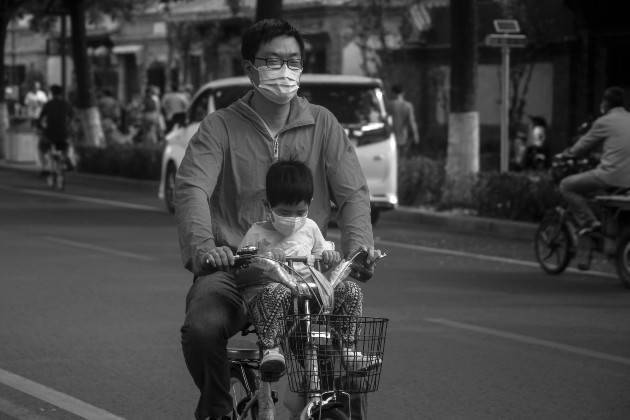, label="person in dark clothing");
[37,85,74,173]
